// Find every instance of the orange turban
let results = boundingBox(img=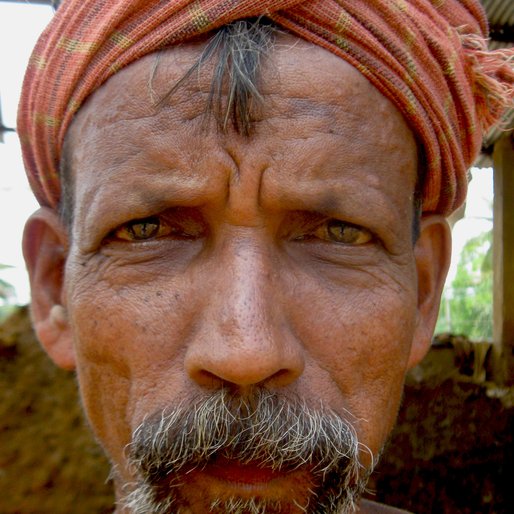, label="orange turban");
[17,0,514,215]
